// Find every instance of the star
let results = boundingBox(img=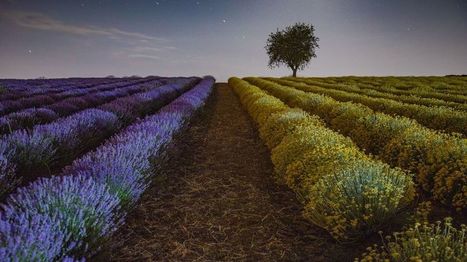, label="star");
[28,50,32,54]
[155,1,160,5]
[222,19,227,23]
